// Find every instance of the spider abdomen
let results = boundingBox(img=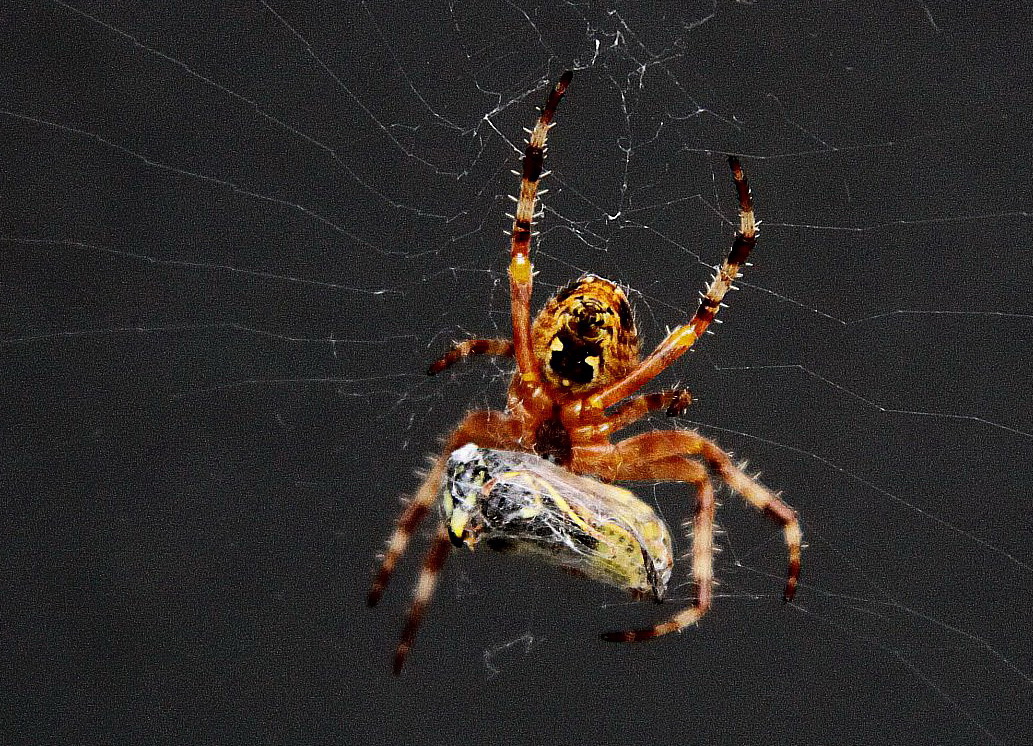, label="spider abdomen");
[531,274,641,394]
